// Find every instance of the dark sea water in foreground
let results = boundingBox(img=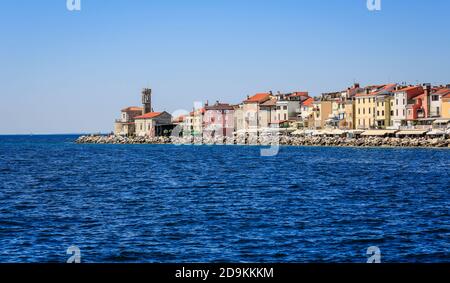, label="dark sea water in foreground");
[0,135,449,263]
